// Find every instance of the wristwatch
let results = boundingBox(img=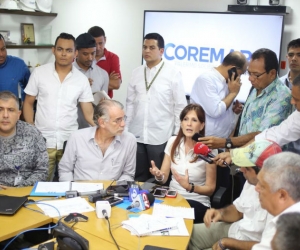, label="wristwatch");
[225,138,233,149]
